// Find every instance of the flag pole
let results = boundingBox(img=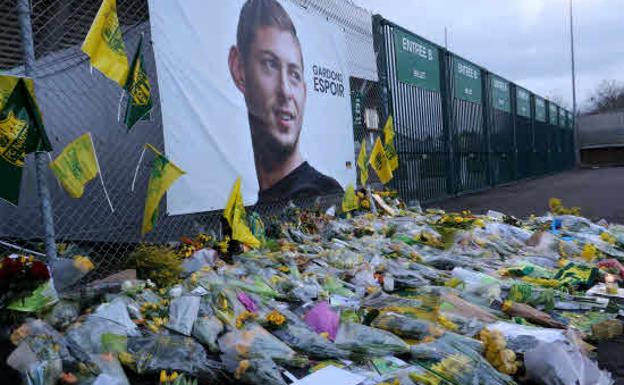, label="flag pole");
[17,0,58,260]
[46,152,62,189]
[117,90,125,122]
[0,240,47,258]
[131,145,147,192]
[88,133,115,213]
